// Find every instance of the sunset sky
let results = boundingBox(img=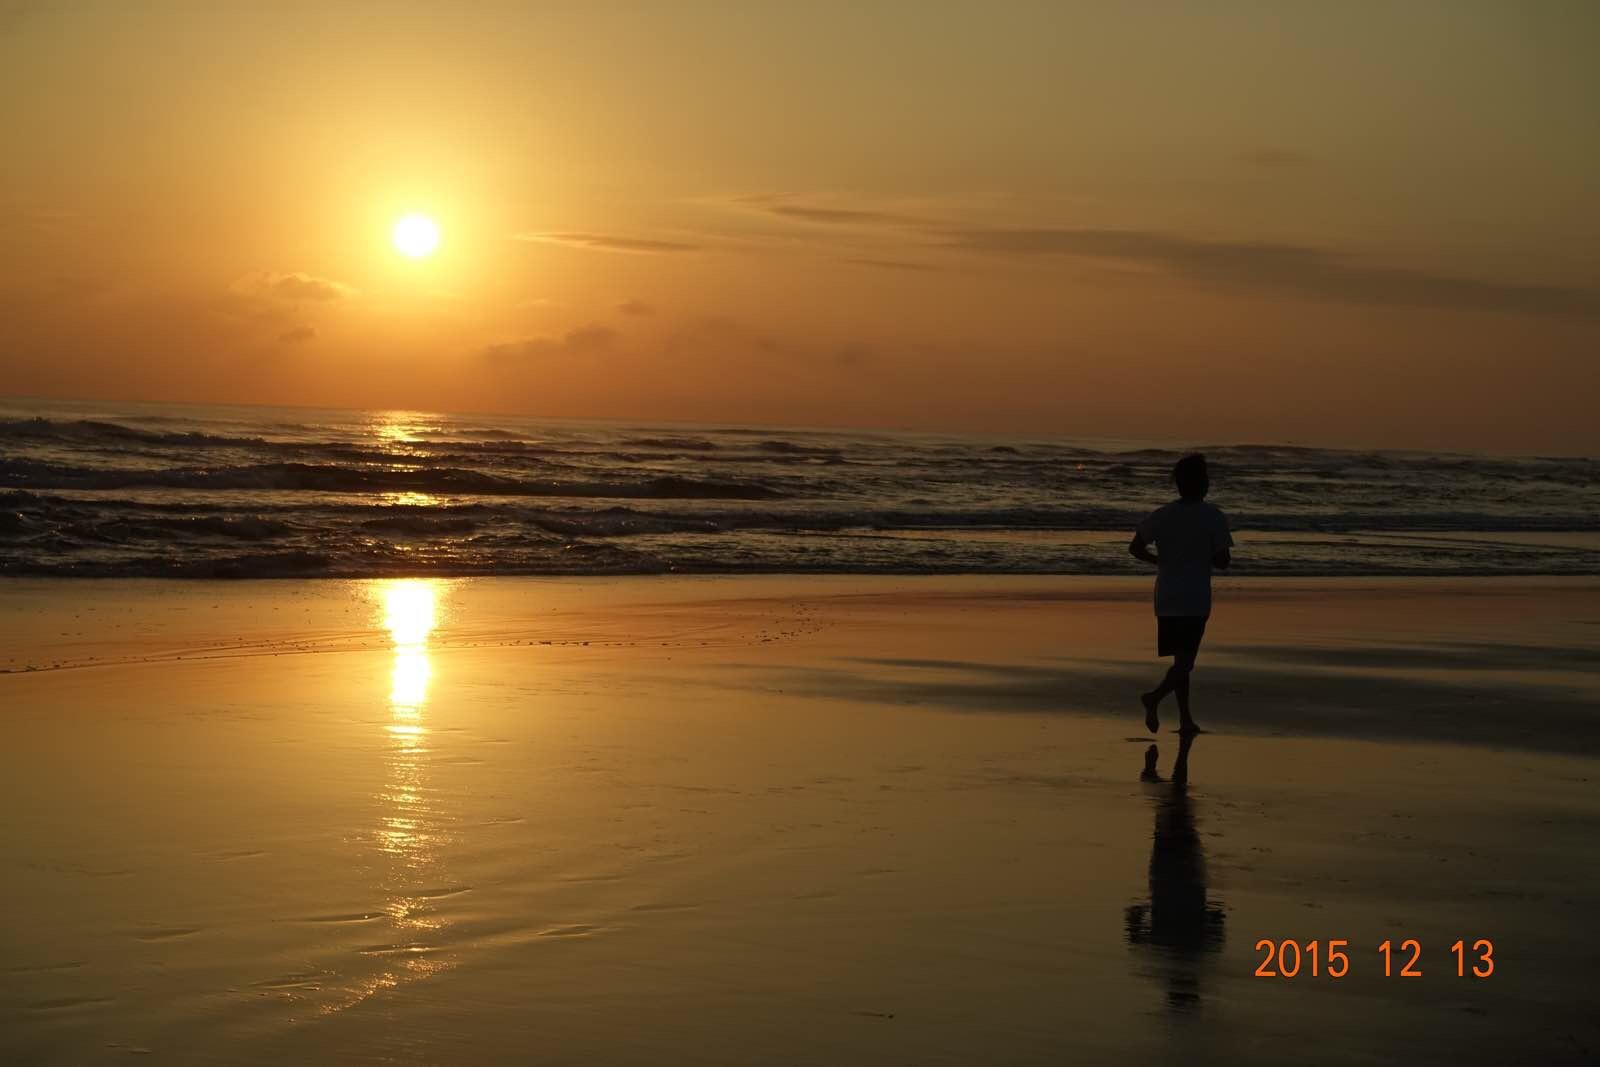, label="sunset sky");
[3,1,1597,453]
